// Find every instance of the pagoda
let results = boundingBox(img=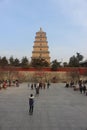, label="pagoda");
[31,28,50,63]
